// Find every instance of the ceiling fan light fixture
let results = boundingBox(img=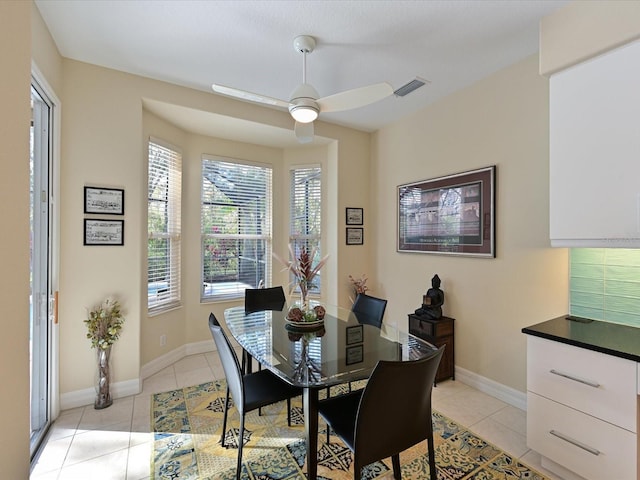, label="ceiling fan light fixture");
[289,99,319,123]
